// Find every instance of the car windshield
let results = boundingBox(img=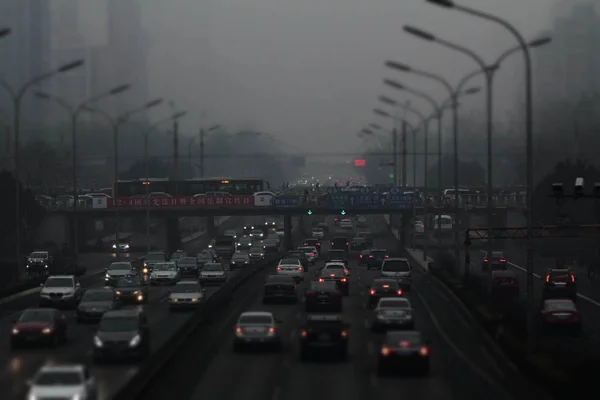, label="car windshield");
[250,247,264,252]
[373,280,399,289]
[325,264,344,270]
[146,253,165,261]
[232,254,249,261]
[109,263,131,271]
[154,263,176,271]
[281,259,299,264]
[174,283,202,293]
[34,371,82,386]
[386,331,422,345]
[82,291,113,302]
[379,299,410,309]
[30,252,47,258]
[491,251,504,259]
[203,264,223,271]
[382,260,410,272]
[19,310,54,323]
[44,278,73,288]
[239,315,272,324]
[99,316,139,332]
[116,279,141,287]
